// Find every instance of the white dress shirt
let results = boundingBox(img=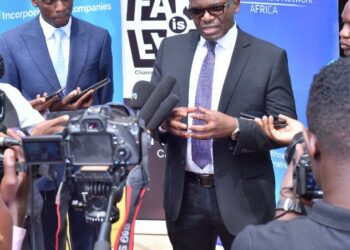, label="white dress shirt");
[12,226,26,250]
[0,83,44,128]
[186,24,238,174]
[39,14,71,87]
